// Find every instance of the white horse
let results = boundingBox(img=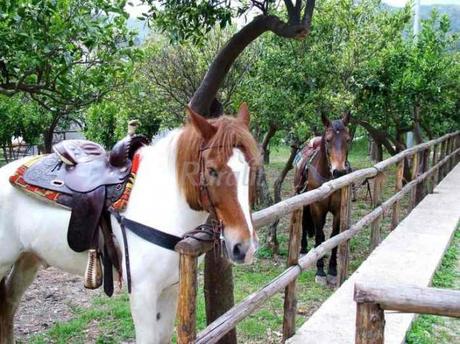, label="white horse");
[0,104,259,343]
